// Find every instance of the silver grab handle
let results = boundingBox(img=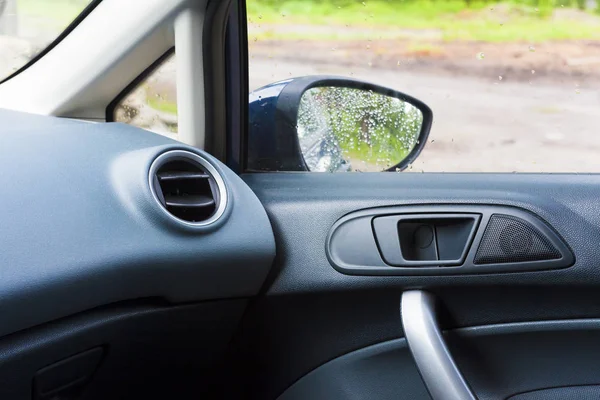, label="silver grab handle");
[401,291,477,400]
